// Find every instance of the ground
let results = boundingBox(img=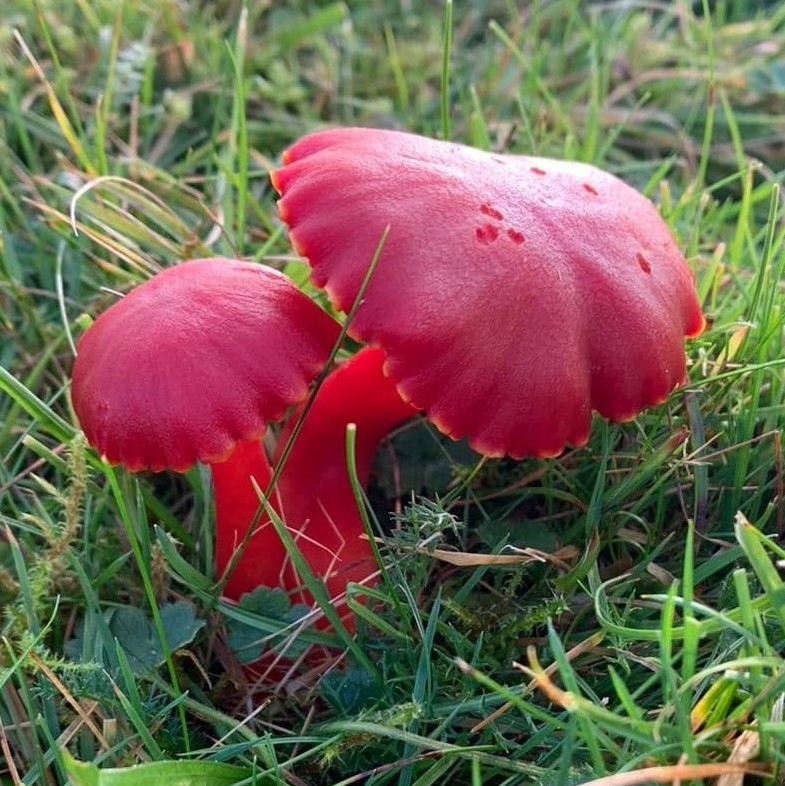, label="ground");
[1,1,785,784]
